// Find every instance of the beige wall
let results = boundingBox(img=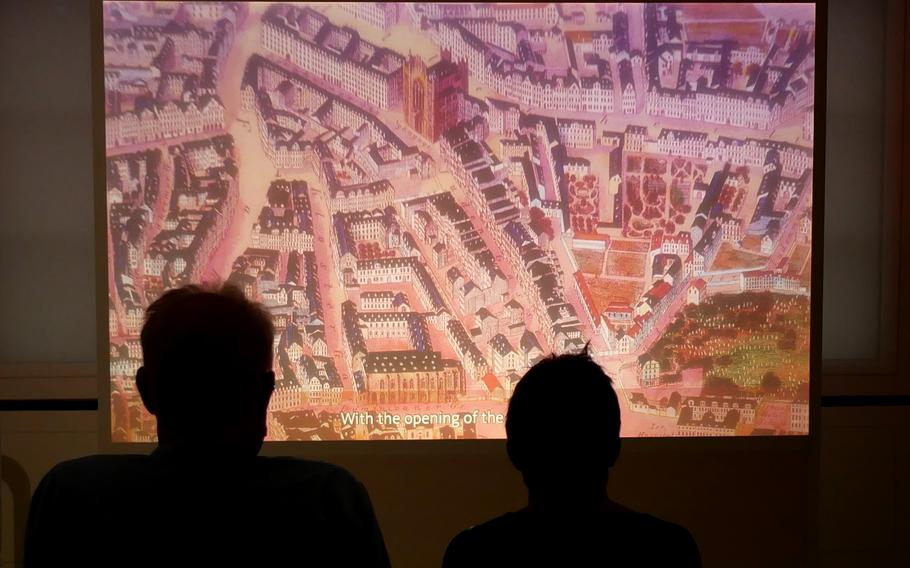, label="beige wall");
[2,401,813,568]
